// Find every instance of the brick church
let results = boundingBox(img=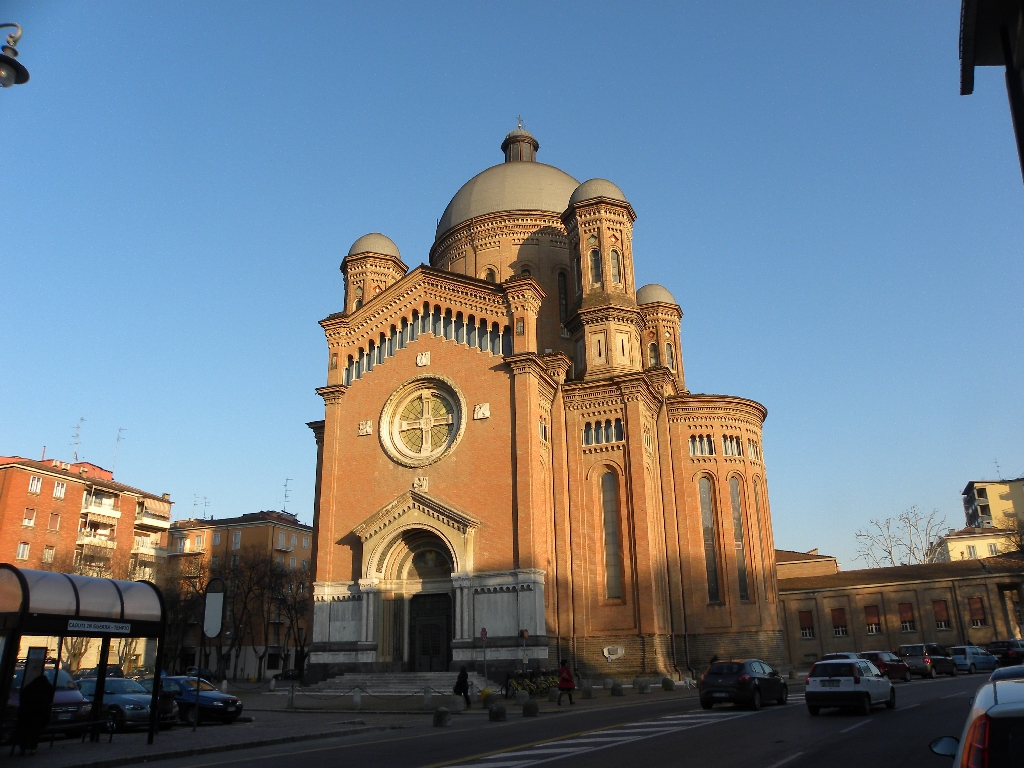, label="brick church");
[307,126,783,680]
